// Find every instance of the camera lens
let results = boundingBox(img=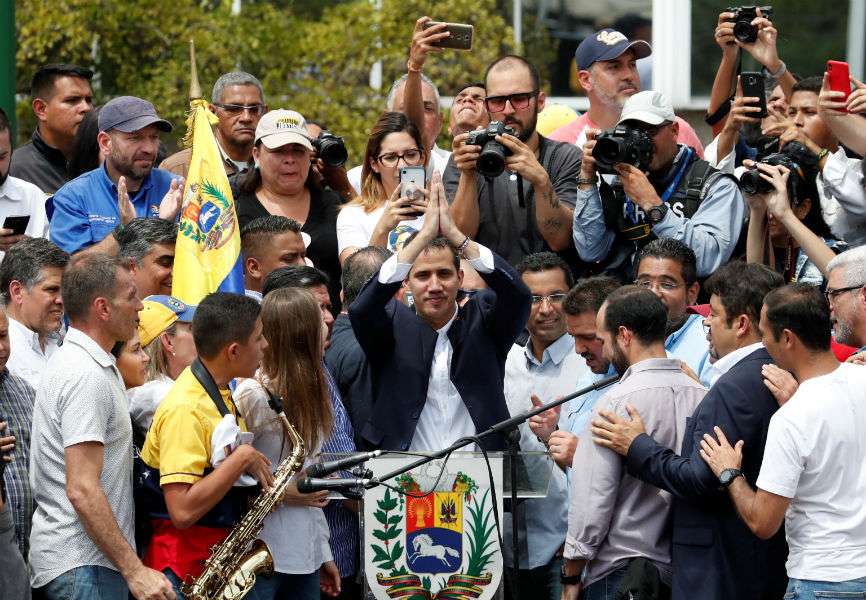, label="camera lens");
[733,20,758,43]
[477,141,507,178]
[739,169,773,195]
[316,135,348,167]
